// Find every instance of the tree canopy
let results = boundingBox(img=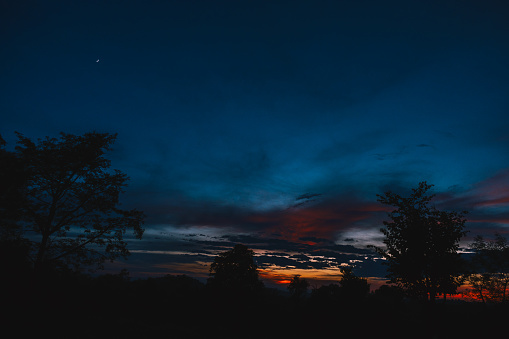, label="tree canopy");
[0,132,145,275]
[207,244,263,294]
[288,274,310,299]
[371,182,467,302]
[338,266,370,302]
